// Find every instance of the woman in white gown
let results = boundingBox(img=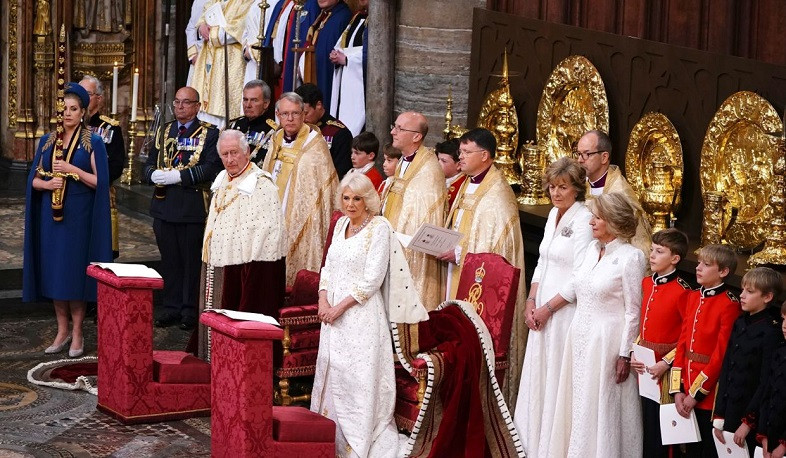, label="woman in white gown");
[311,172,399,458]
[548,192,646,458]
[513,157,593,458]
